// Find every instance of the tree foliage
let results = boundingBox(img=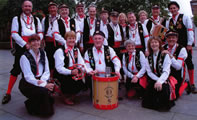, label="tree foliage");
[0,0,76,28]
[0,0,170,28]
[76,0,170,18]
